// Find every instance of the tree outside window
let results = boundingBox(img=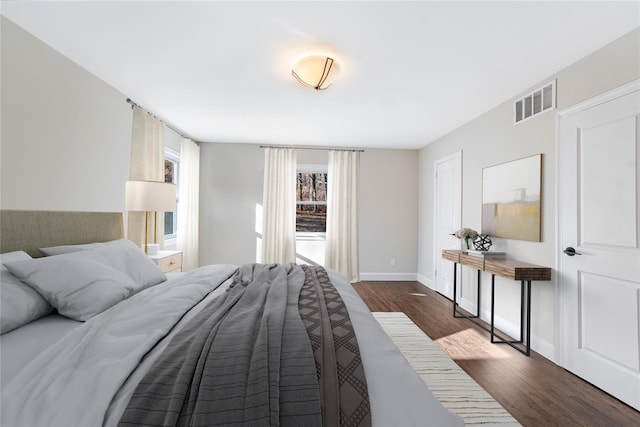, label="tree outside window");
[296,167,327,234]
